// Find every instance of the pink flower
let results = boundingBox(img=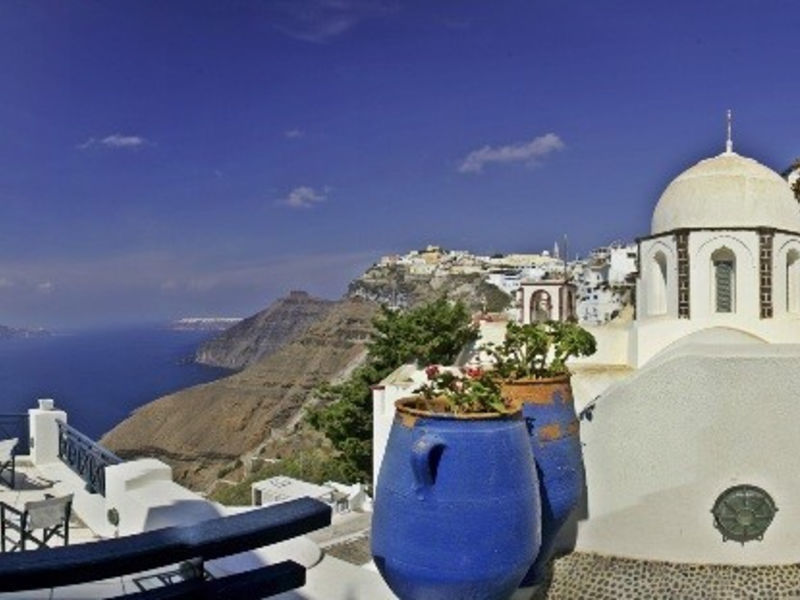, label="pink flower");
[465,366,483,379]
[425,365,440,380]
